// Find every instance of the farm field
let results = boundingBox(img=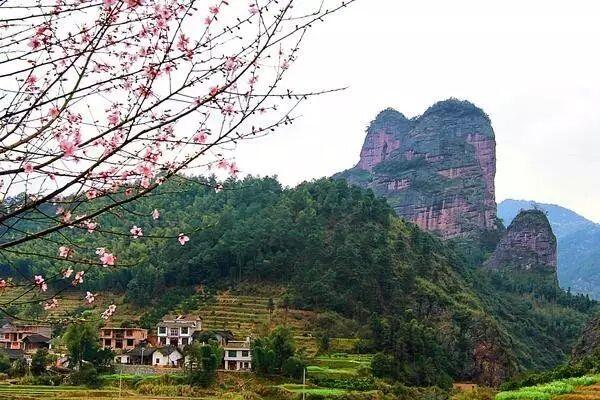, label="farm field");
[495,375,600,400]
[181,292,320,356]
[307,354,372,379]
[0,384,247,400]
